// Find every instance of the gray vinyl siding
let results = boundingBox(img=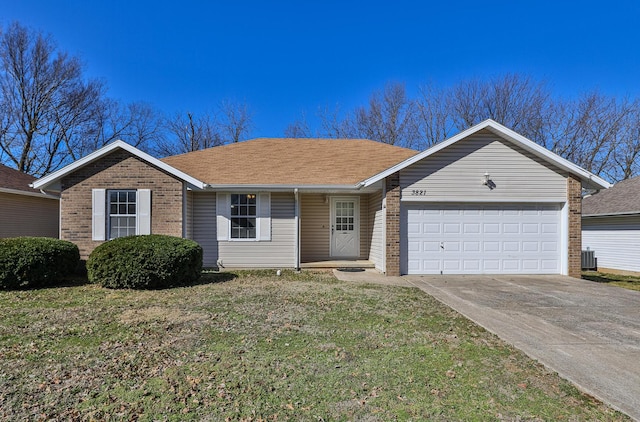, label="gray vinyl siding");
[192,192,218,267]
[300,194,330,262]
[0,192,59,238]
[400,132,567,201]
[368,190,384,271]
[218,192,296,268]
[582,215,640,273]
[185,189,193,239]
